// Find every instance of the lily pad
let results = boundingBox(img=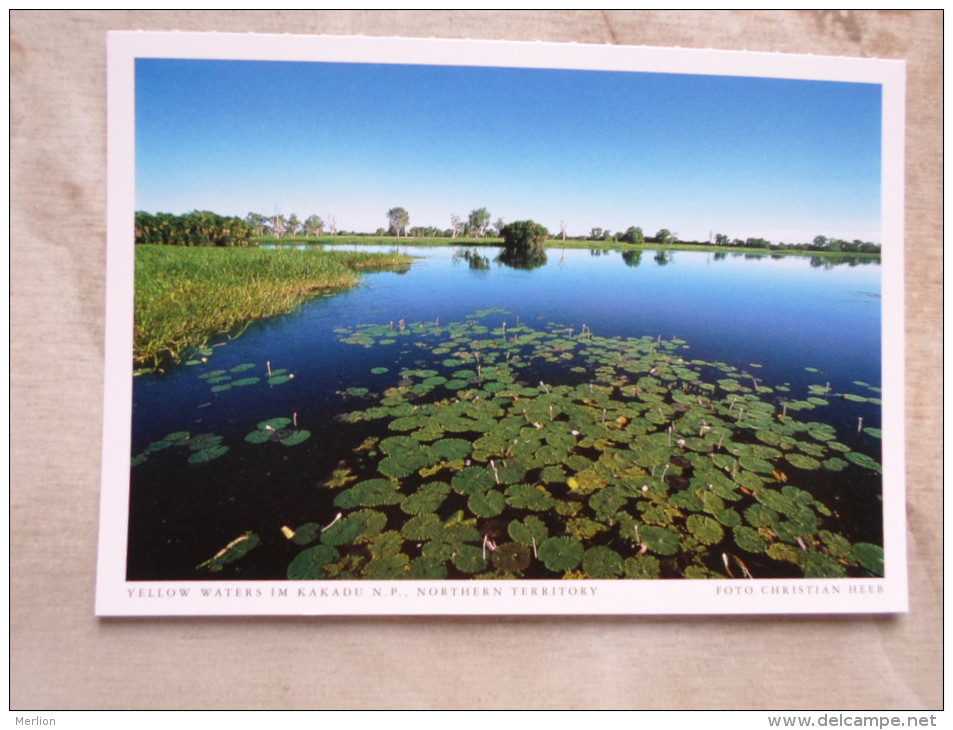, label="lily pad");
[537,536,584,572]
[287,544,339,579]
[853,542,884,575]
[582,546,623,578]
